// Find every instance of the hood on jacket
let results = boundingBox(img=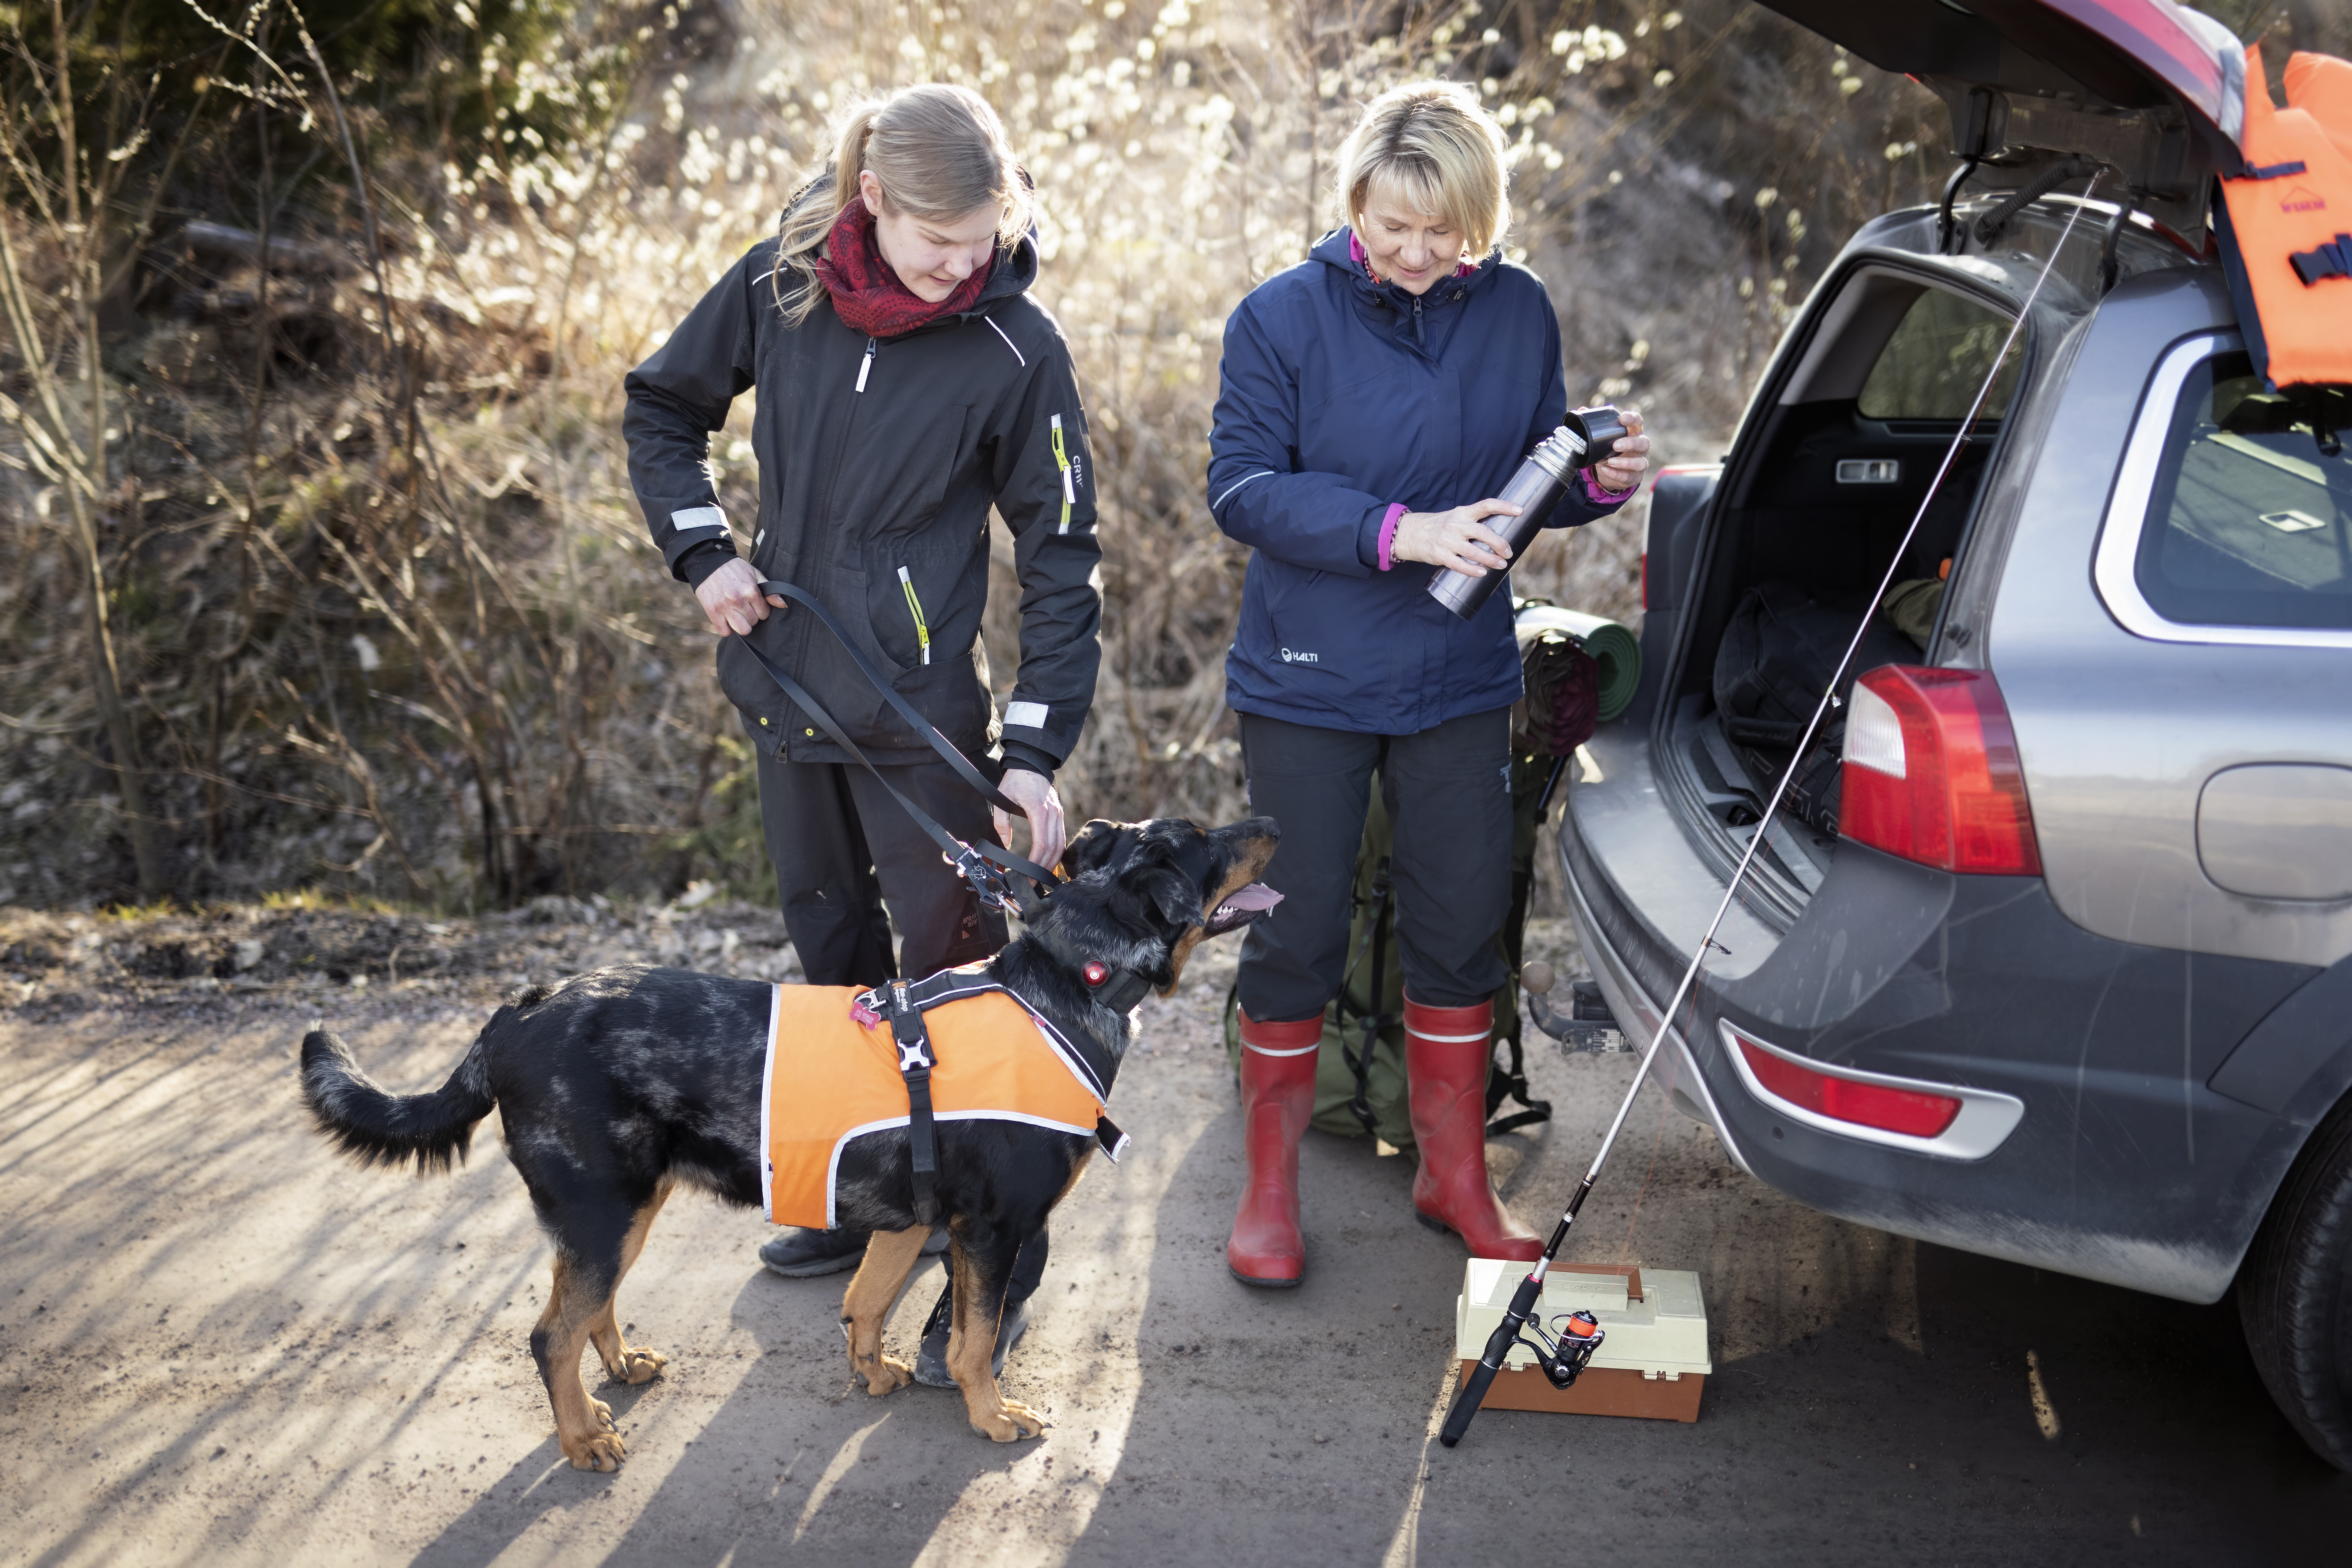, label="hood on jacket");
[1308,226,1504,352]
